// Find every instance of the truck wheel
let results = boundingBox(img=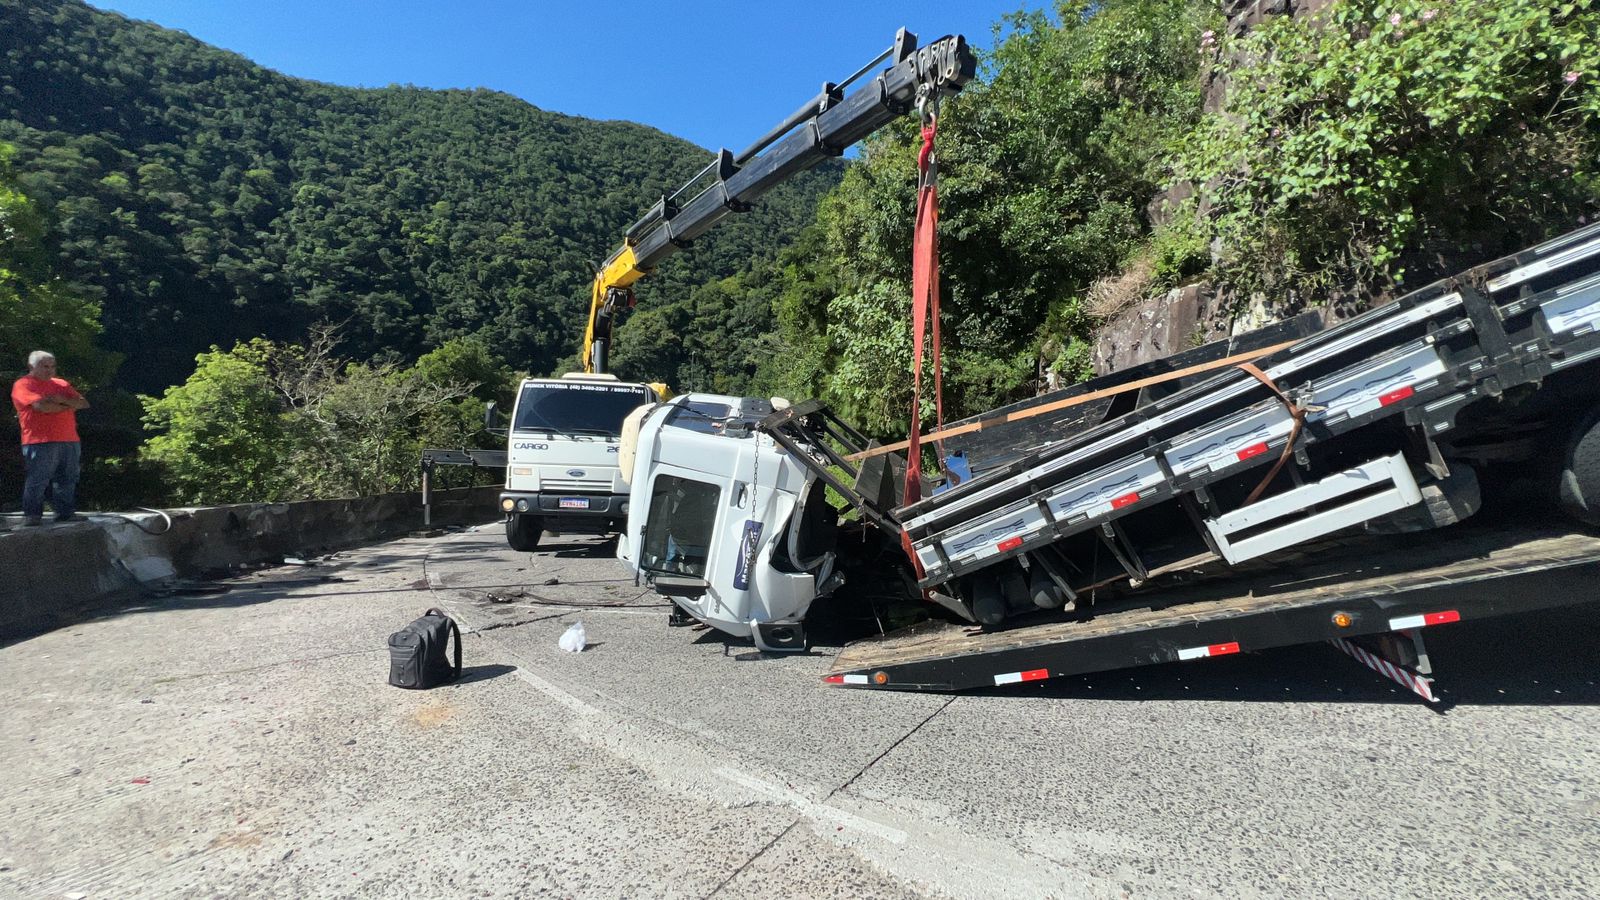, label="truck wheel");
[1558,407,1600,527]
[506,514,543,551]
